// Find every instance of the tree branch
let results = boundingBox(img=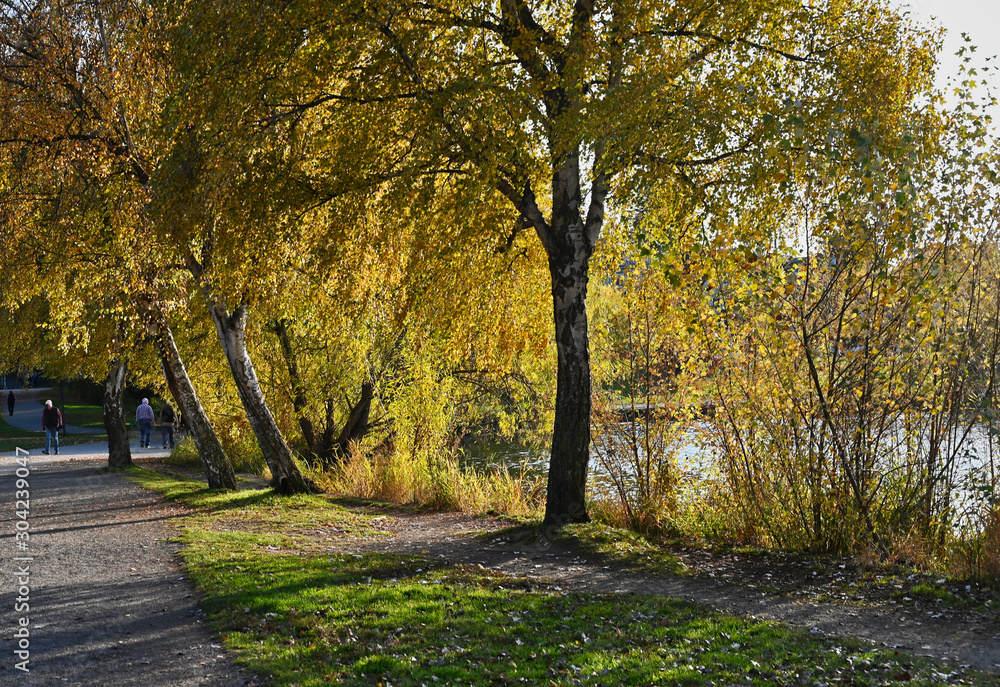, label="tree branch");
[496,176,554,253]
[654,28,827,64]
